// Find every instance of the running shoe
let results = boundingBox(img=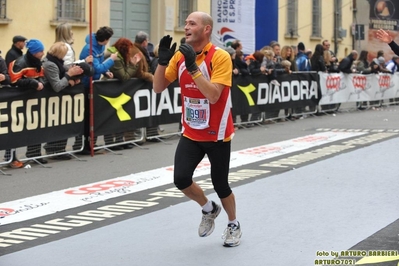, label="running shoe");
[198,201,221,237]
[222,222,242,247]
